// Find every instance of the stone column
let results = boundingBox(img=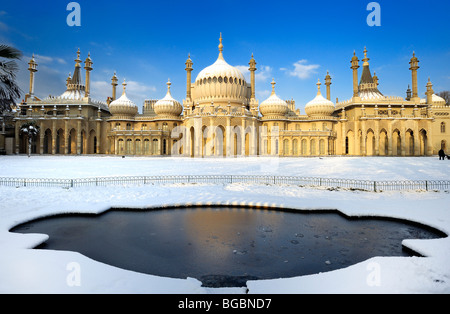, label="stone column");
[52,120,56,154]
[226,117,231,157]
[241,119,246,156]
[15,120,20,154]
[39,120,44,155]
[64,120,69,154]
[76,119,81,155]
[96,121,101,154]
